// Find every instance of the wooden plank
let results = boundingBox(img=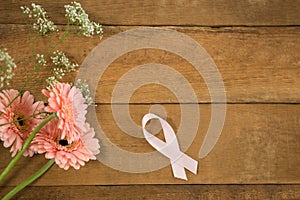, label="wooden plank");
[1,185,300,199]
[0,104,299,186]
[1,25,299,103]
[0,0,300,26]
